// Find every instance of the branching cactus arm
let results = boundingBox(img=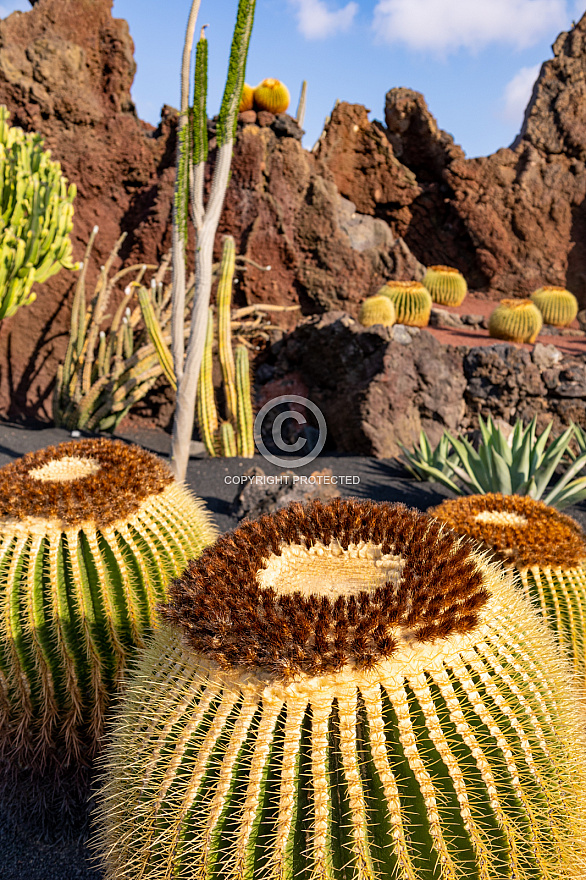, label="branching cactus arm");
[170,0,256,481]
